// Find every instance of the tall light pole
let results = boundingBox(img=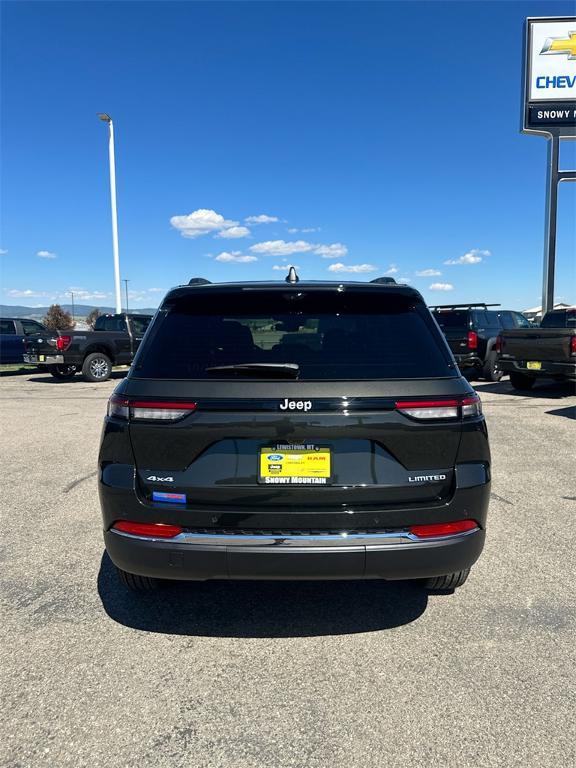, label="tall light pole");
[97,113,122,315]
[123,279,130,313]
[69,291,75,323]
